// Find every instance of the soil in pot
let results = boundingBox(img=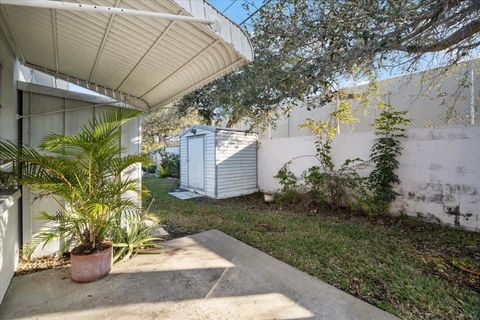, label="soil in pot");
[70,242,113,283]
